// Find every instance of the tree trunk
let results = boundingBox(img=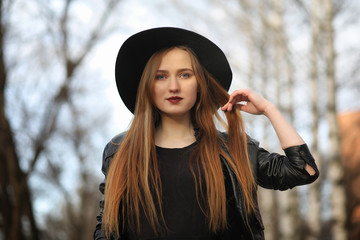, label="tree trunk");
[270,0,301,239]
[323,0,347,239]
[0,2,39,239]
[258,2,280,239]
[308,0,322,239]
